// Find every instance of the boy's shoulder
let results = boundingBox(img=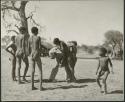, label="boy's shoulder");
[99,56,110,60]
[16,34,24,39]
